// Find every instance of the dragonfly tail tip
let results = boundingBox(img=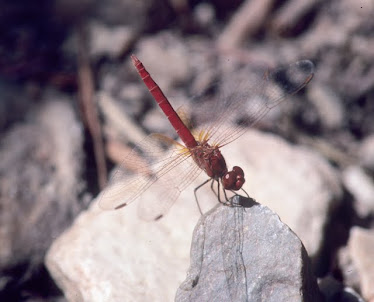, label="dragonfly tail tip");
[131,54,139,65]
